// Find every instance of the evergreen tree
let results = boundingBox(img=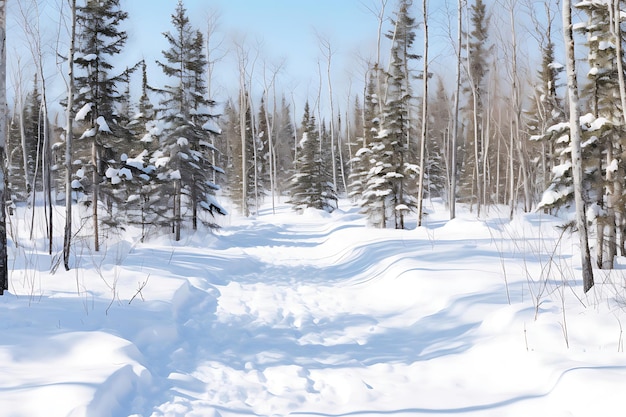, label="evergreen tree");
[288,101,337,212]
[23,73,44,192]
[275,95,295,191]
[526,37,565,203]
[156,0,225,239]
[73,0,130,250]
[349,71,377,203]
[362,0,419,229]
[424,77,451,200]
[224,94,256,215]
